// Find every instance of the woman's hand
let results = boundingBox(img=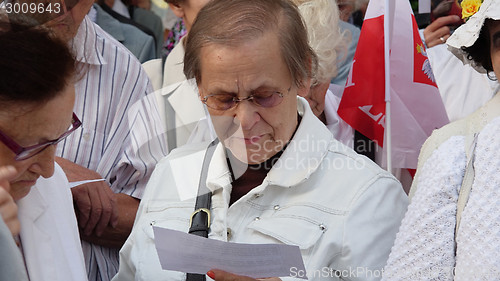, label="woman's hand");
[0,166,19,236]
[207,269,281,281]
[423,15,462,48]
